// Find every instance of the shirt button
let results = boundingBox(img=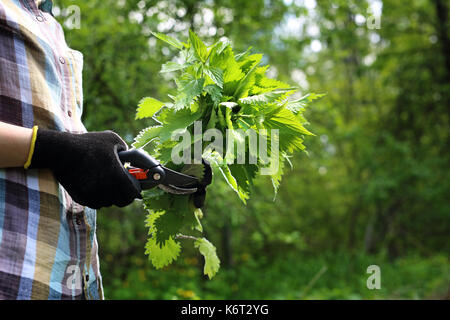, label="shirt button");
[67,110,72,117]
[36,15,44,22]
[59,56,66,64]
